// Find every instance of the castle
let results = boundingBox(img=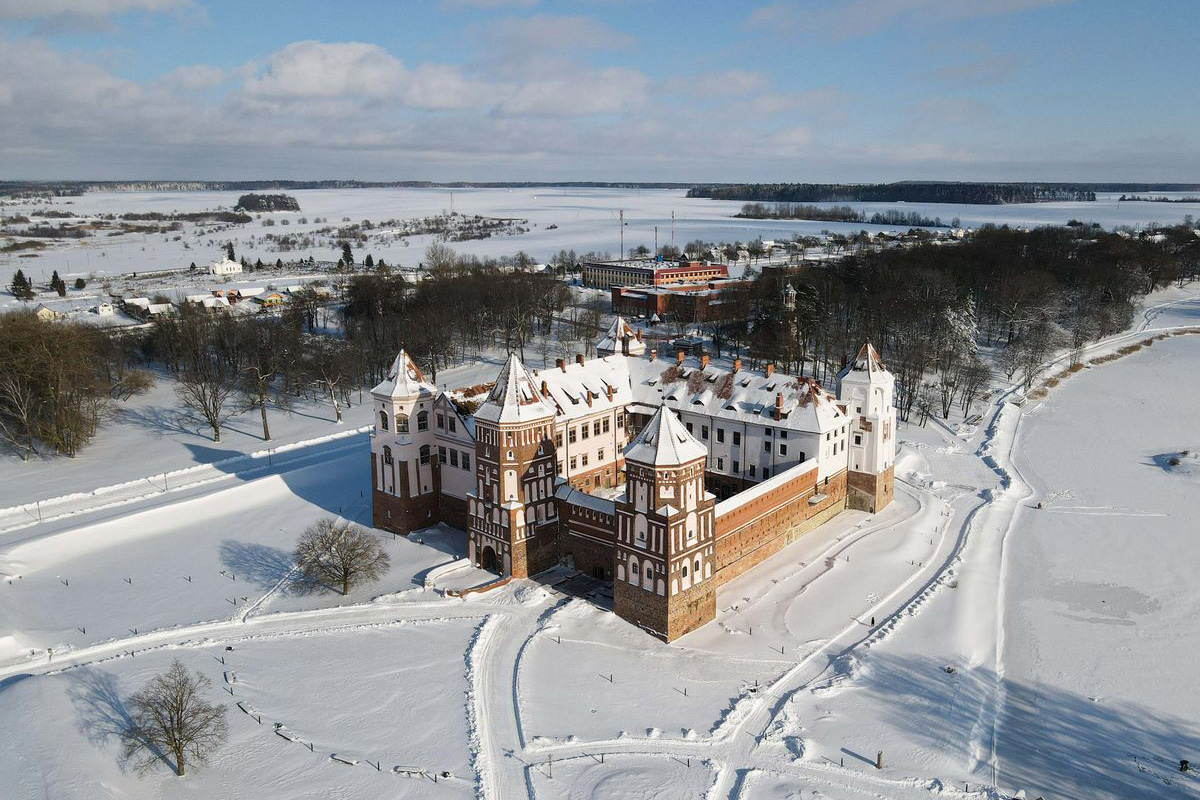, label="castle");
[370,318,896,641]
